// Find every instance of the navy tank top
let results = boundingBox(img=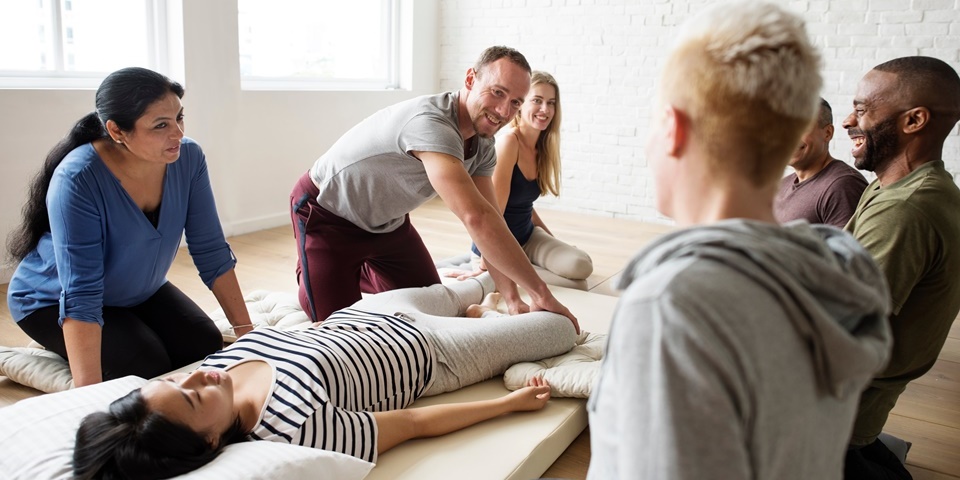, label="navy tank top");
[472,162,541,255]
